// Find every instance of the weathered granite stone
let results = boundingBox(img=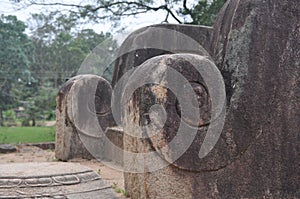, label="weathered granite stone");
[0,162,118,198]
[55,75,116,161]
[206,0,299,198]
[0,144,17,153]
[122,0,300,198]
[112,24,213,88]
